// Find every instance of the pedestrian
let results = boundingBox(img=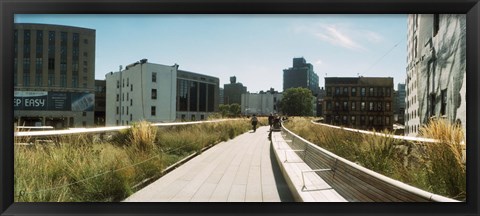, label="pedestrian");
[251,114,258,132]
[268,113,274,130]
